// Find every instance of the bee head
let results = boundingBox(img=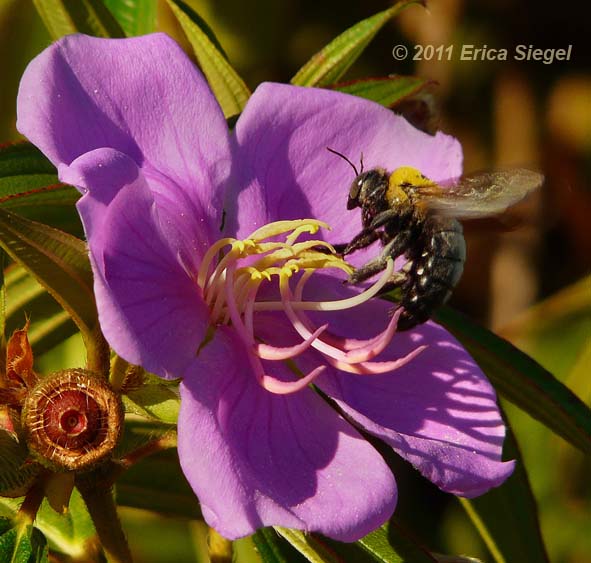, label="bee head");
[348,170,389,210]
